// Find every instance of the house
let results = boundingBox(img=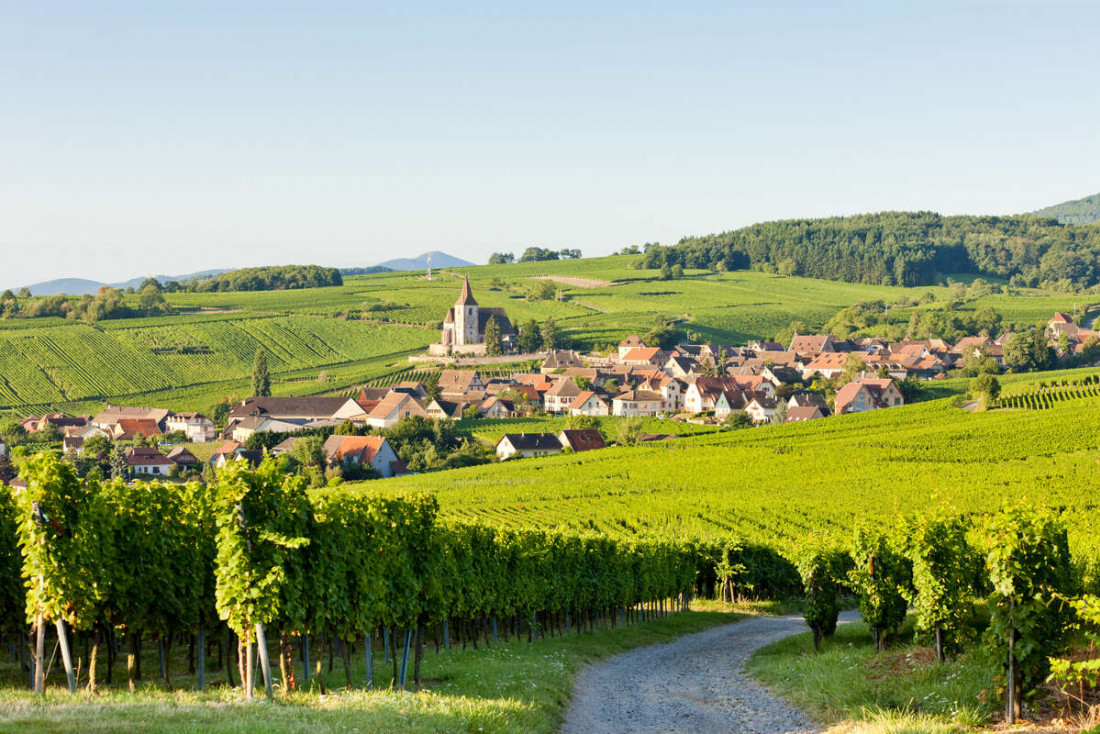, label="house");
[638,375,683,411]
[785,405,826,423]
[1047,312,1077,337]
[744,394,779,424]
[437,370,486,399]
[126,447,174,476]
[788,392,830,414]
[63,424,110,442]
[801,352,866,381]
[541,350,585,372]
[321,435,407,478]
[761,365,803,386]
[543,378,583,413]
[111,419,164,442]
[714,389,750,419]
[684,376,775,413]
[558,429,606,453]
[62,436,86,455]
[165,413,216,443]
[663,356,701,379]
[618,335,646,359]
[619,347,665,368]
[391,381,431,399]
[215,448,264,469]
[270,437,303,456]
[478,396,515,419]
[568,391,610,417]
[426,398,466,420]
[834,378,904,415]
[227,397,365,429]
[210,440,242,465]
[365,392,430,429]
[612,389,665,417]
[230,417,307,443]
[20,414,90,433]
[496,433,564,461]
[92,406,171,432]
[683,377,729,413]
[788,334,838,356]
[166,446,200,468]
